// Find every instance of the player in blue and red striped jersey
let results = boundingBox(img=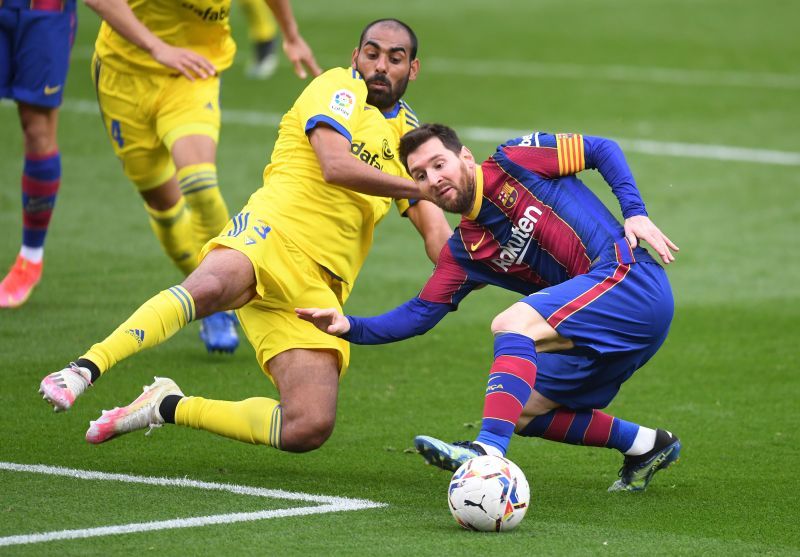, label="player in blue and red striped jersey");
[297,123,681,492]
[0,0,77,307]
